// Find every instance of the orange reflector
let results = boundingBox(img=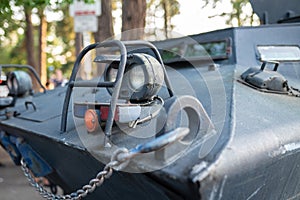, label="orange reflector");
[84,109,100,133]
